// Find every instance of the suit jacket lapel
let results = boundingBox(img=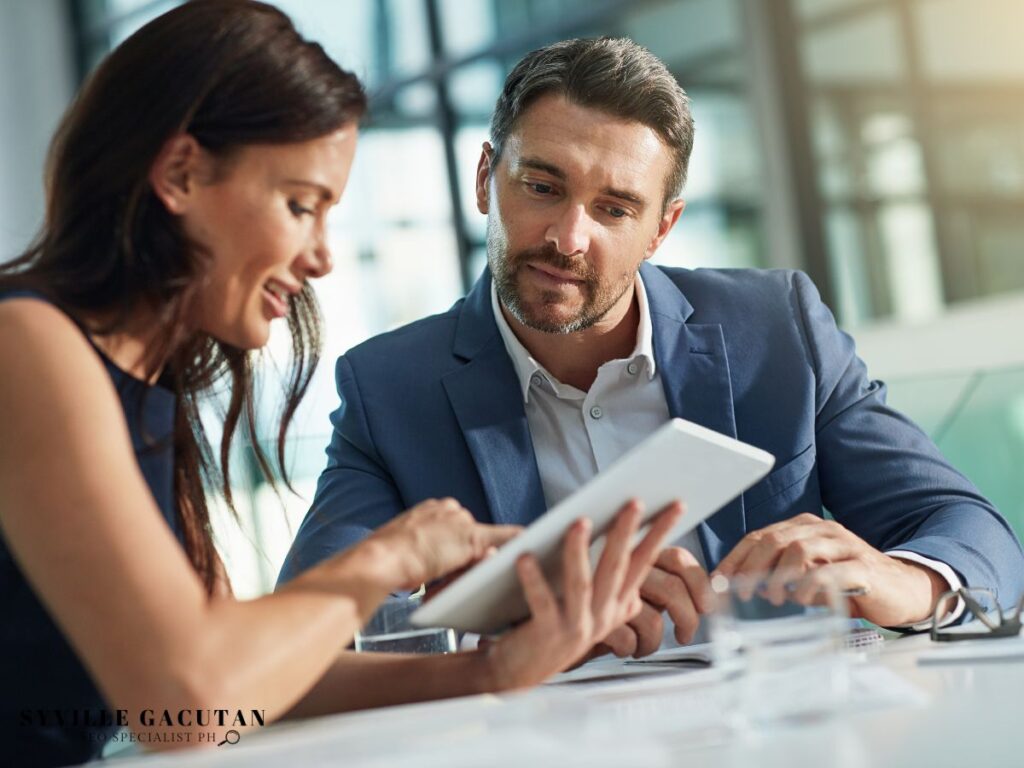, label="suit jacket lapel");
[642,264,747,566]
[442,272,547,527]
